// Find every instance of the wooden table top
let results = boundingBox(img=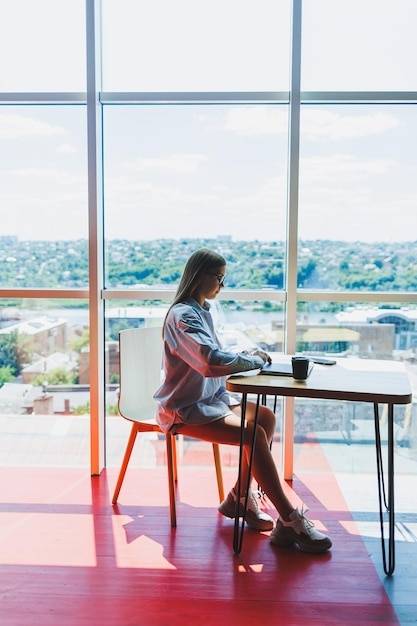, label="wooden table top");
[226,357,412,405]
